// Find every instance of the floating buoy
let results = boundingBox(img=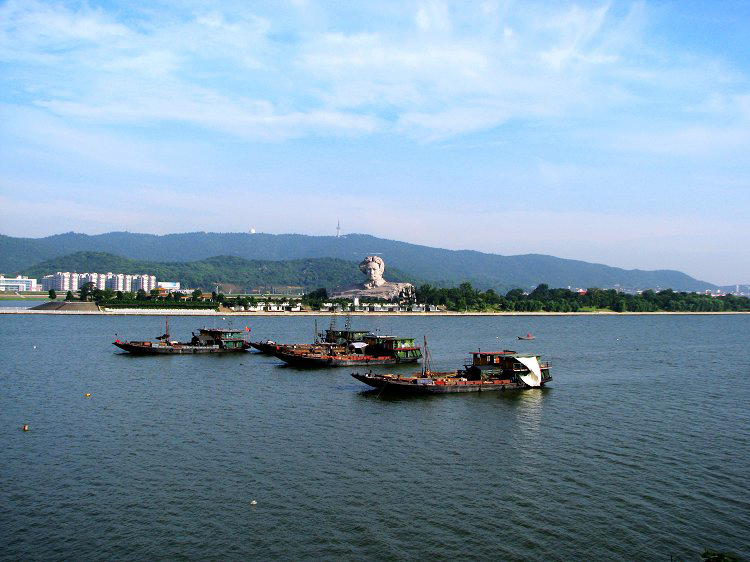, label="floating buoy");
[250,500,257,506]
[84,393,91,397]
[22,424,29,431]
